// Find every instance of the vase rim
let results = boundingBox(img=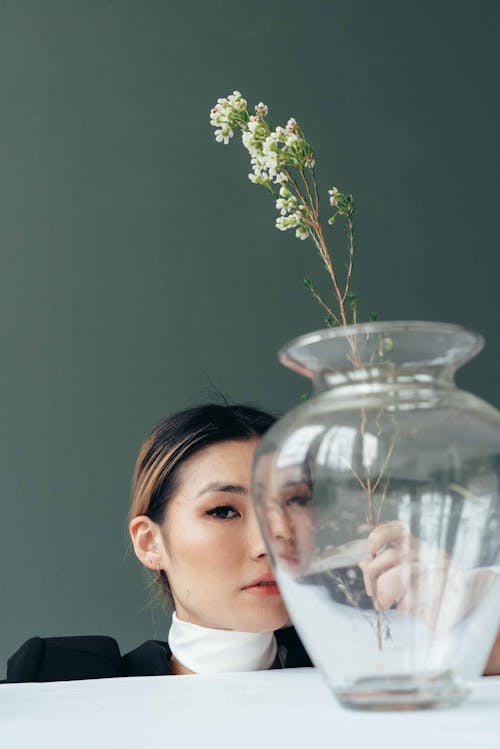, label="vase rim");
[278,320,484,379]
